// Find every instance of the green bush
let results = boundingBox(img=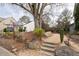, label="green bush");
[23,27,26,32]
[19,27,26,32]
[19,28,22,32]
[34,28,45,38]
[3,28,8,32]
[19,28,23,32]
